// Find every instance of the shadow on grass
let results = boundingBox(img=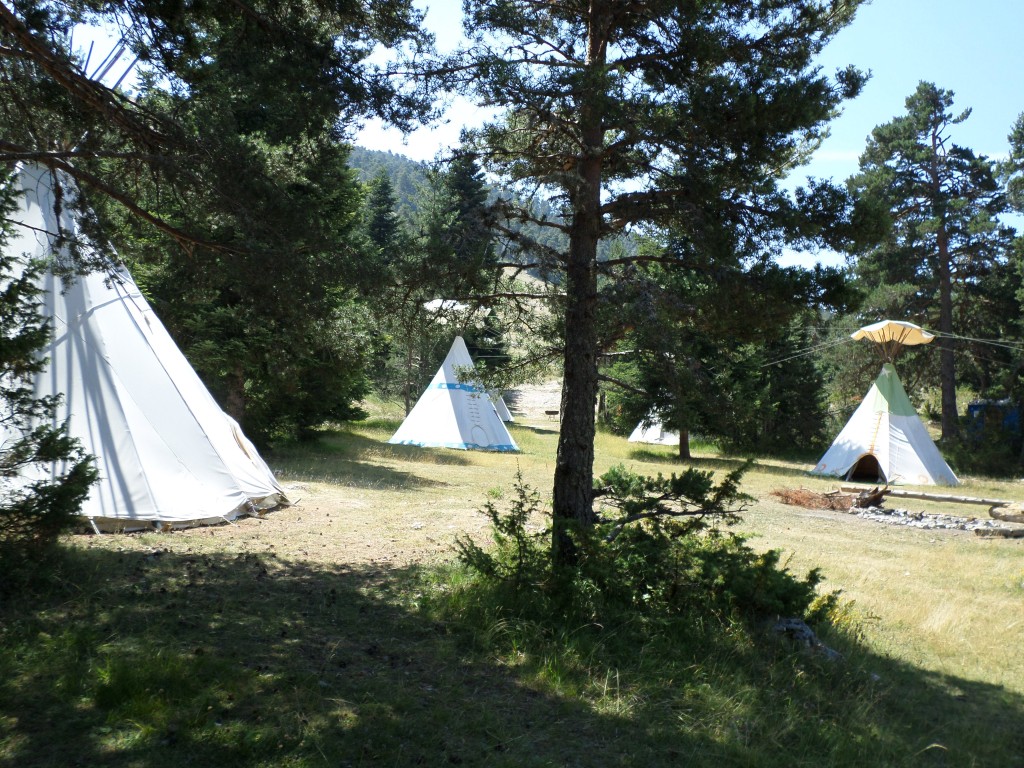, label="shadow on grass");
[268,429,475,490]
[276,459,449,490]
[512,423,561,436]
[2,544,1022,768]
[627,450,816,480]
[354,416,404,432]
